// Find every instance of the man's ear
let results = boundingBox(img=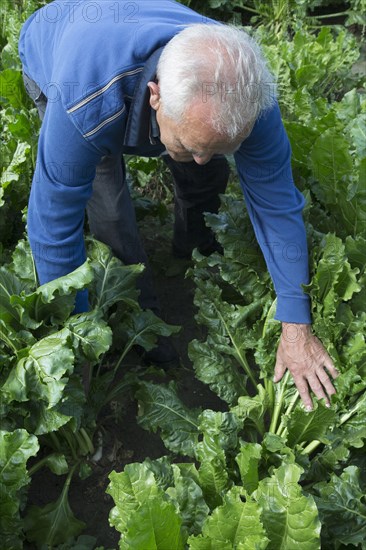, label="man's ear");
[147,81,160,110]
